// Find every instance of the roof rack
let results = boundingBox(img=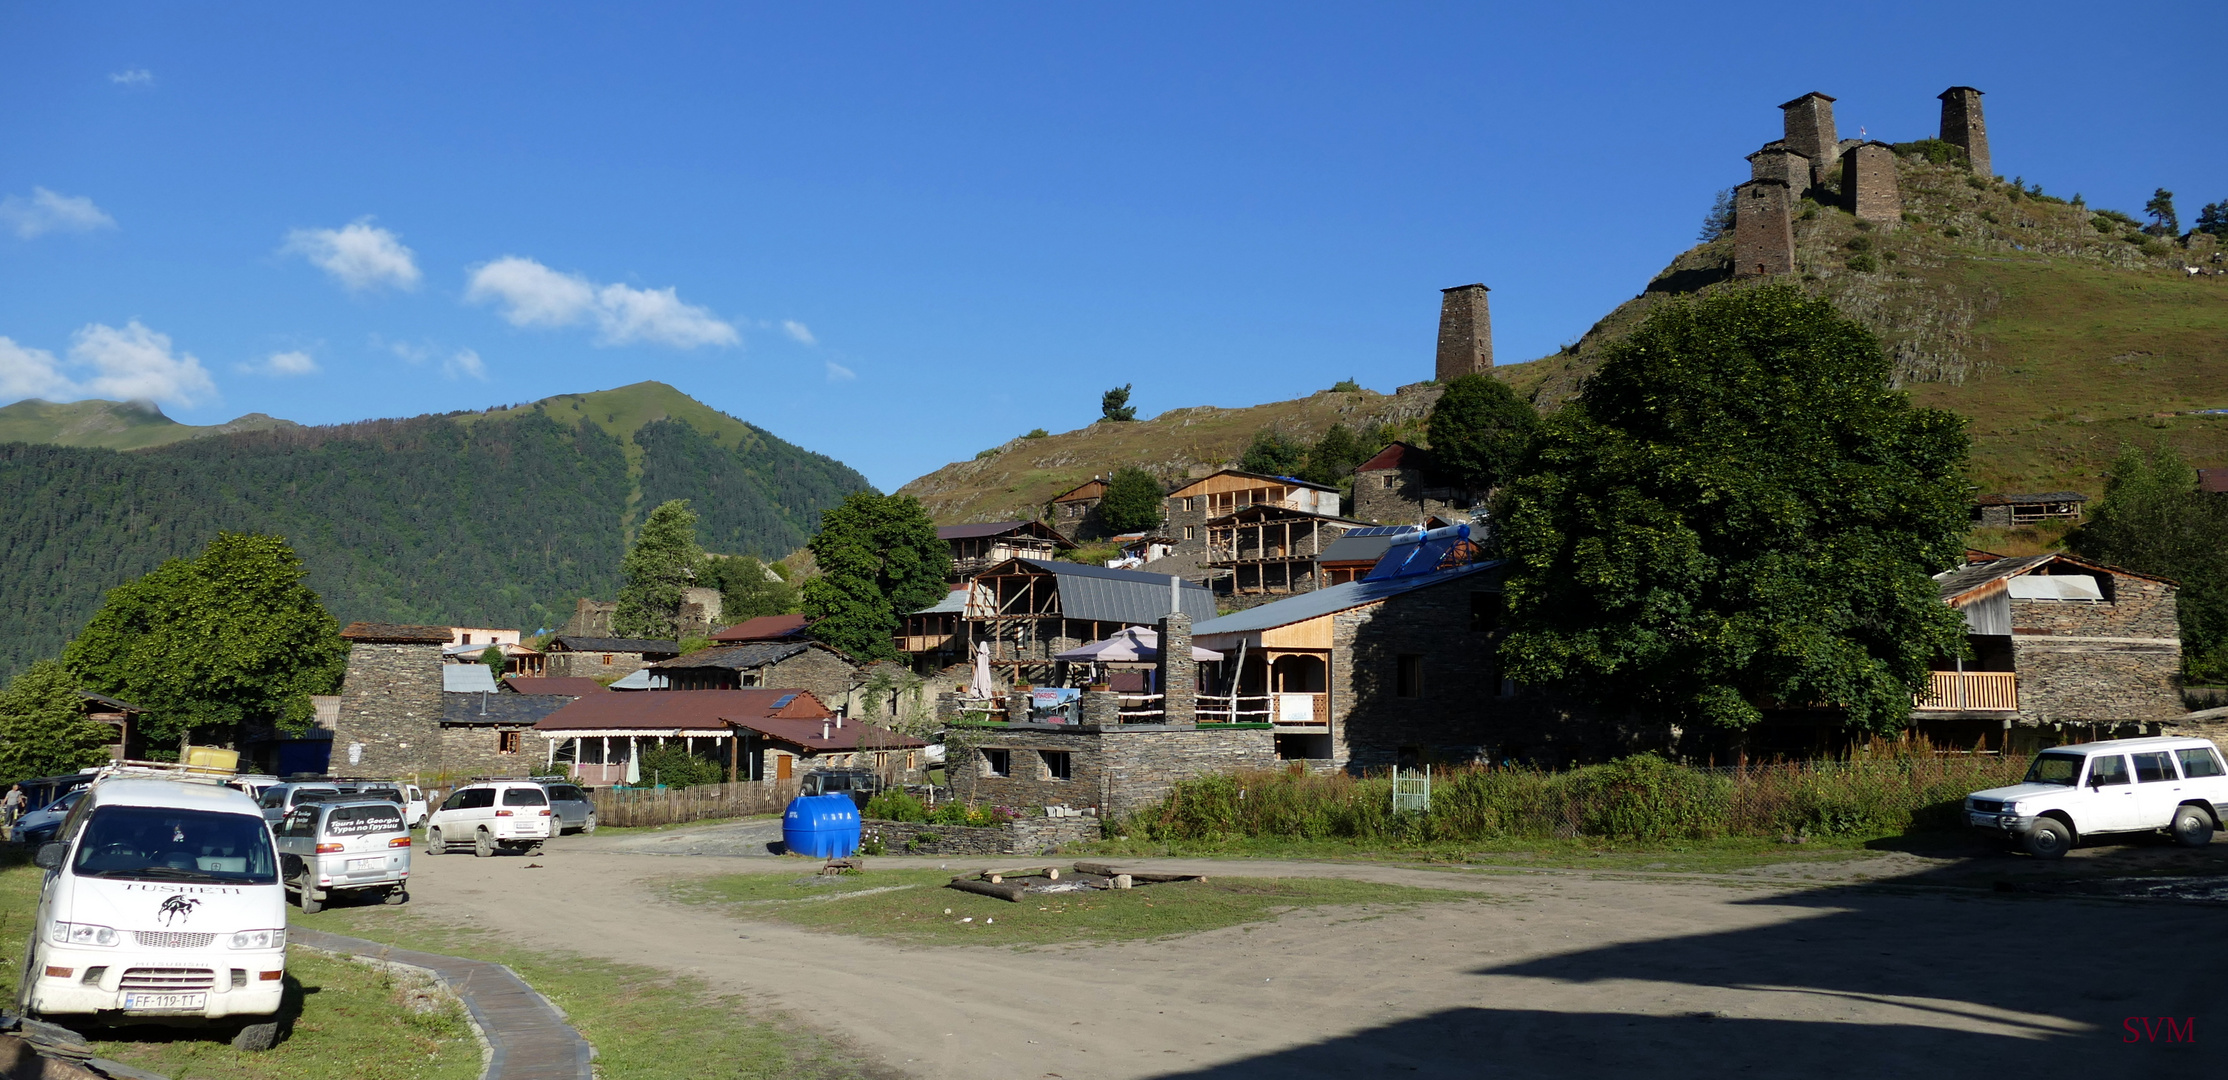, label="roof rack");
[91,759,238,786]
